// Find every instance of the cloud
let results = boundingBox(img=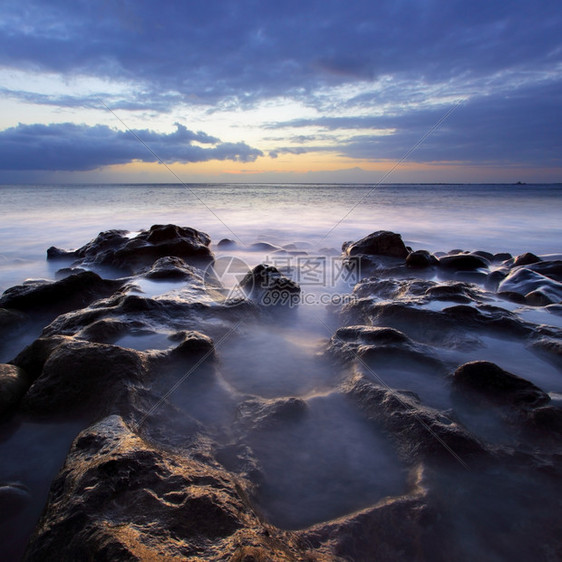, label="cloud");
[0,122,263,170]
[265,79,562,166]
[1,0,560,106]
